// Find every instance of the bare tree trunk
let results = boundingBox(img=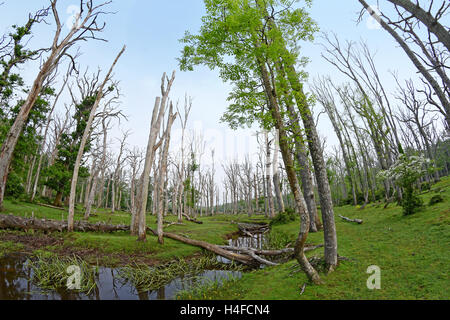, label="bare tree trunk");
[265,132,276,218]
[157,104,177,244]
[0,1,112,210]
[272,130,285,213]
[257,59,321,284]
[282,62,338,271]
[136,71,175,241]
[358,0,450,129]
[68,46,126,232]
[386,0,450,52]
